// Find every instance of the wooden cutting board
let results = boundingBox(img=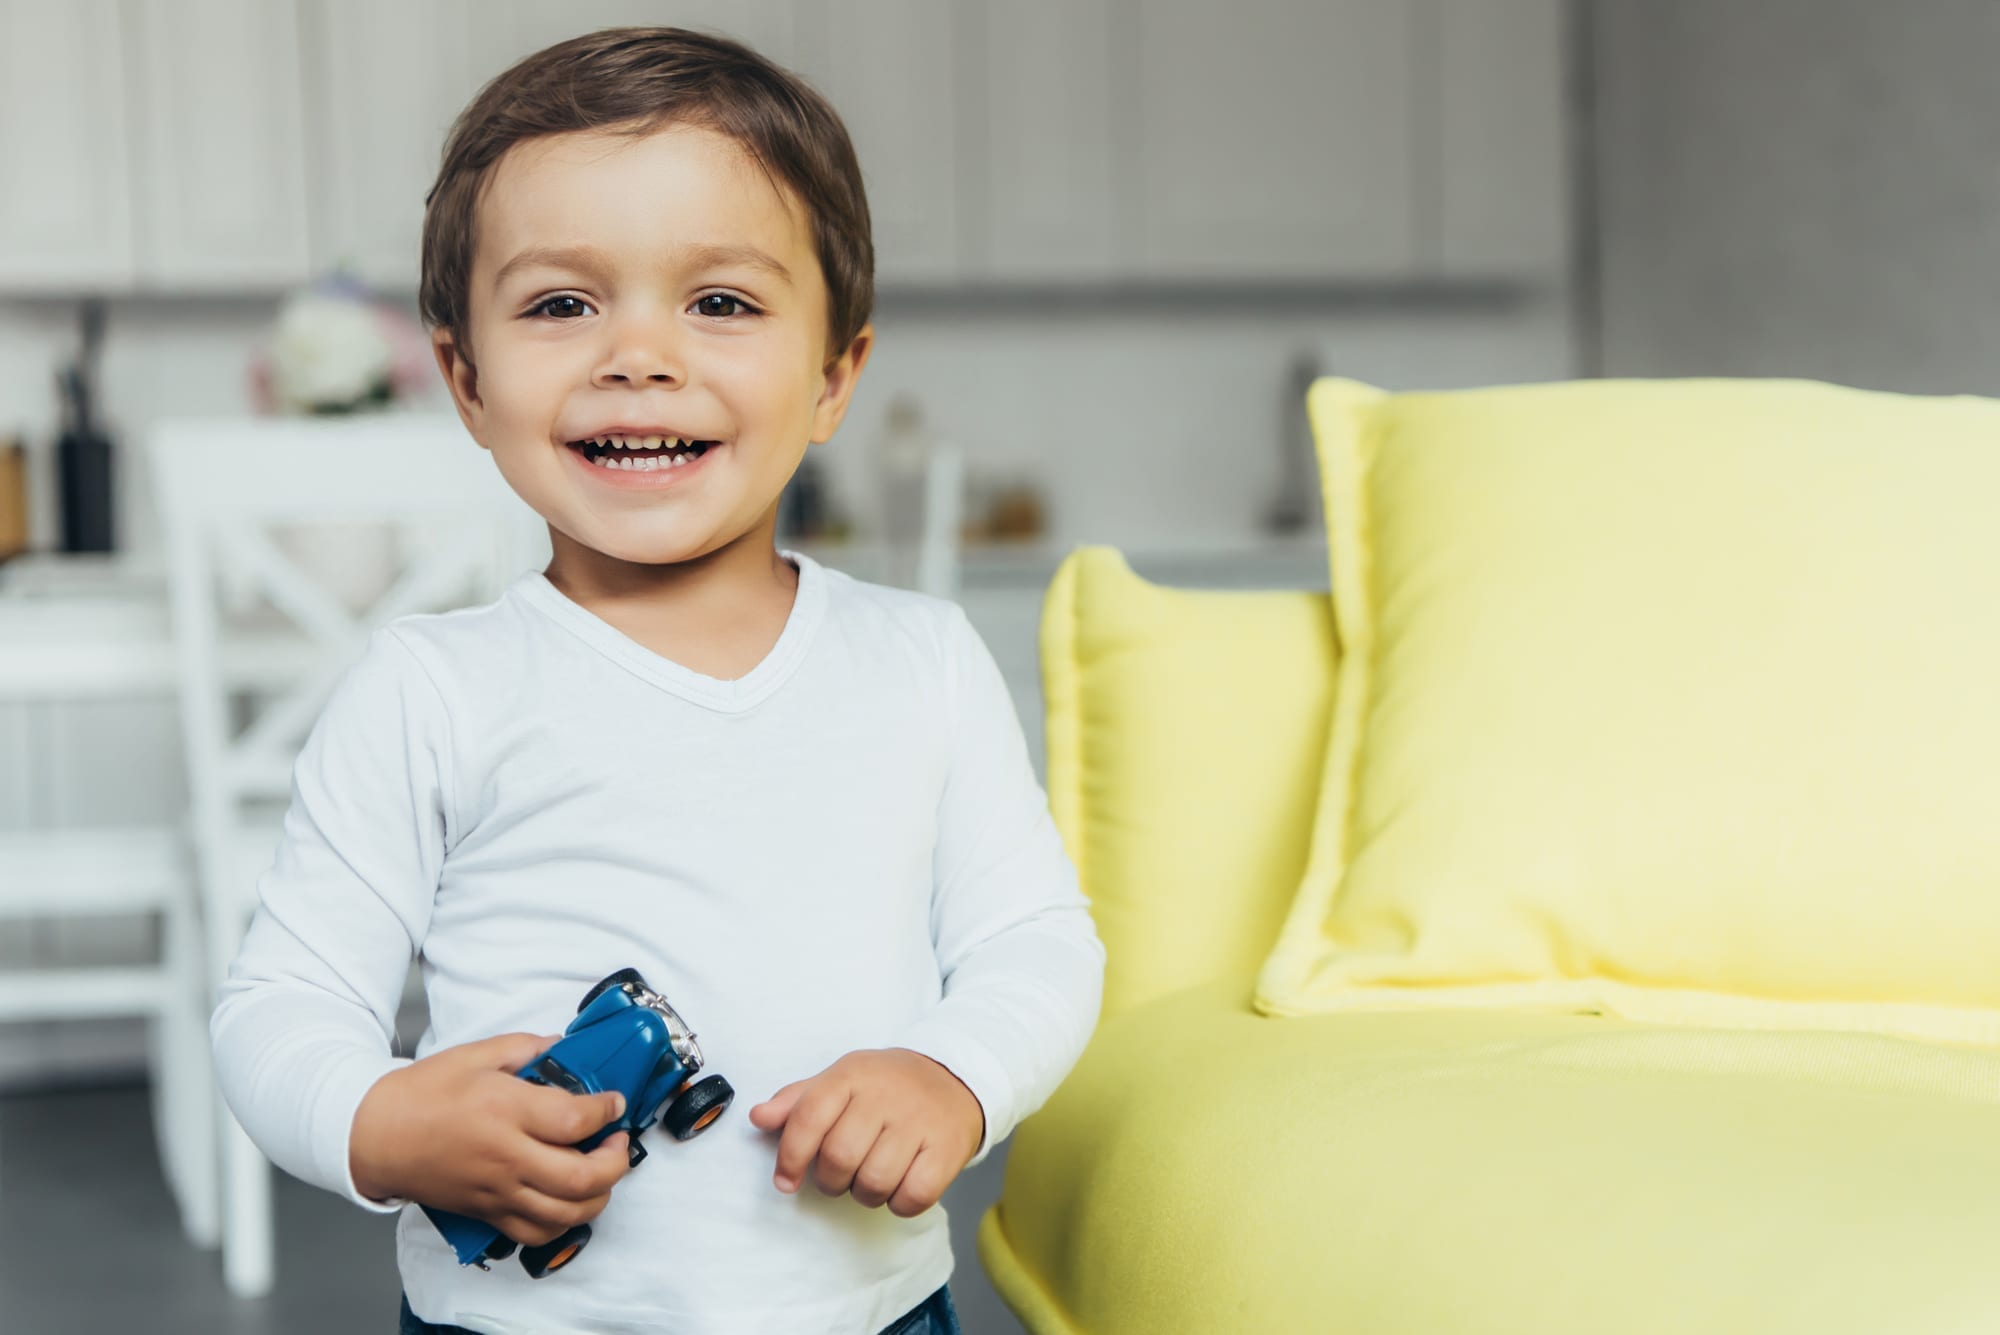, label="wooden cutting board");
[0,440,27,558]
